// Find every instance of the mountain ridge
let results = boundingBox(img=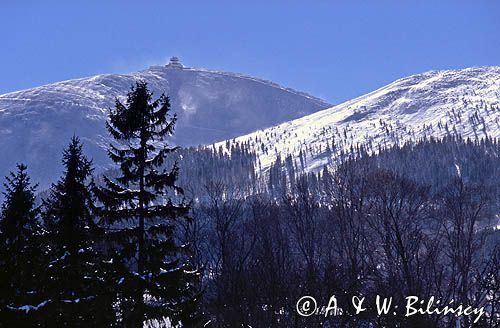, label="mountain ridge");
[215,65,500,173]
[0,58,331,188]
[0,65,328,107]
